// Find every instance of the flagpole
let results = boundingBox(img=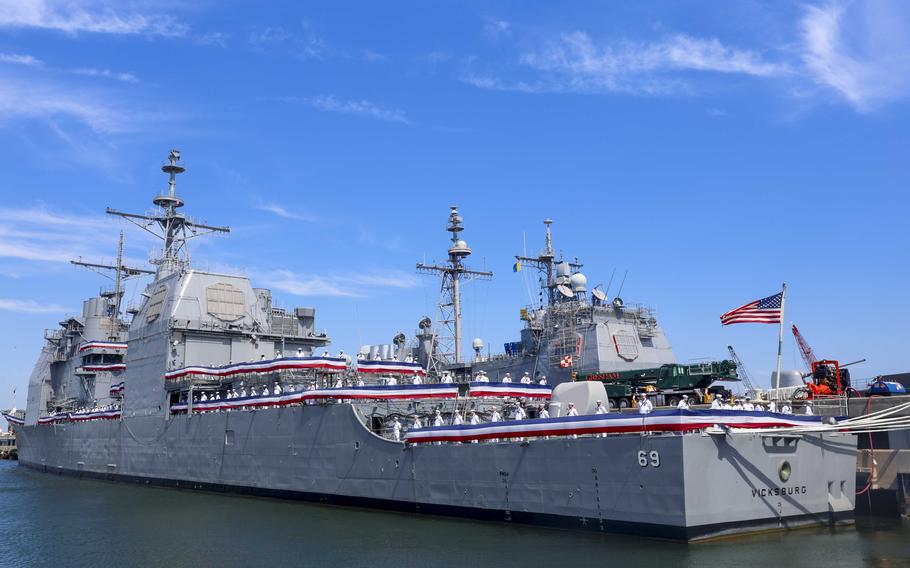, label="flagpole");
[774,282,788,399]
